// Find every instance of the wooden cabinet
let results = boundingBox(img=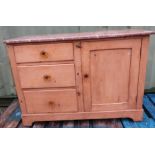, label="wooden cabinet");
[5,30,154,126]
